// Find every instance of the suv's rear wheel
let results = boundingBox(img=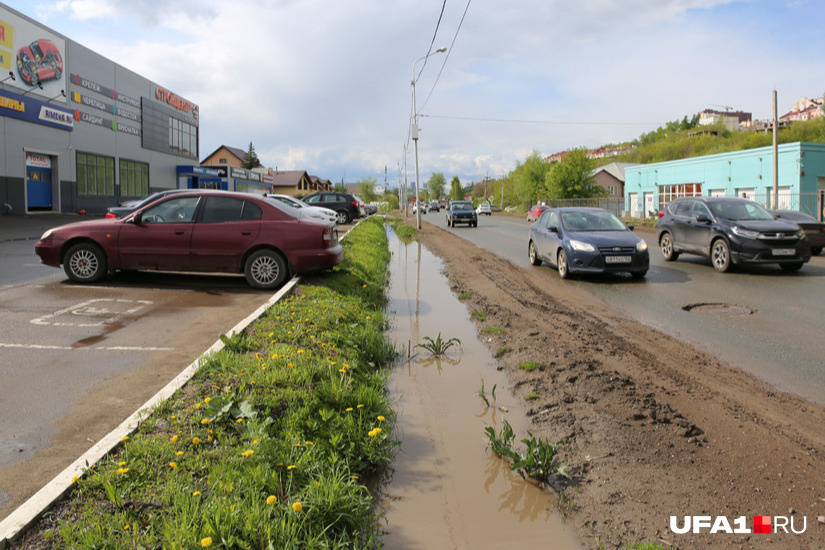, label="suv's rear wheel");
[660,232,679,261]
[336,210,351,224]
[711,238,732,272]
